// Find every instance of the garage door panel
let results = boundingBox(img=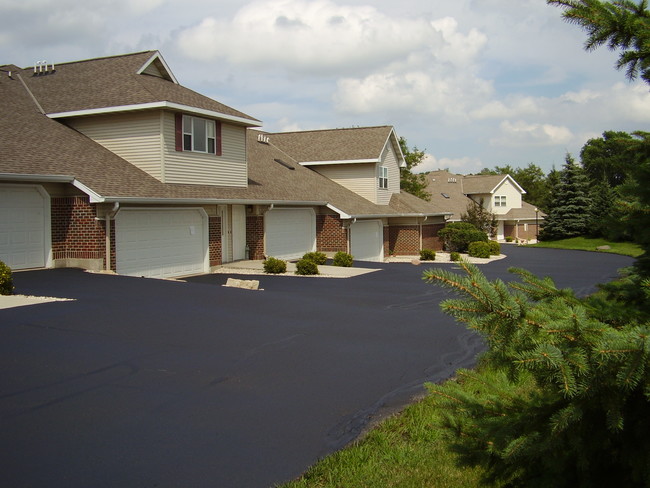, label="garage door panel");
[116,209,207,278]
[0,186,48,269]
[265,209,315,260]
[351,220,383,262]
